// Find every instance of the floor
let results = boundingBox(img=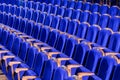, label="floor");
[0,70,7,80]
